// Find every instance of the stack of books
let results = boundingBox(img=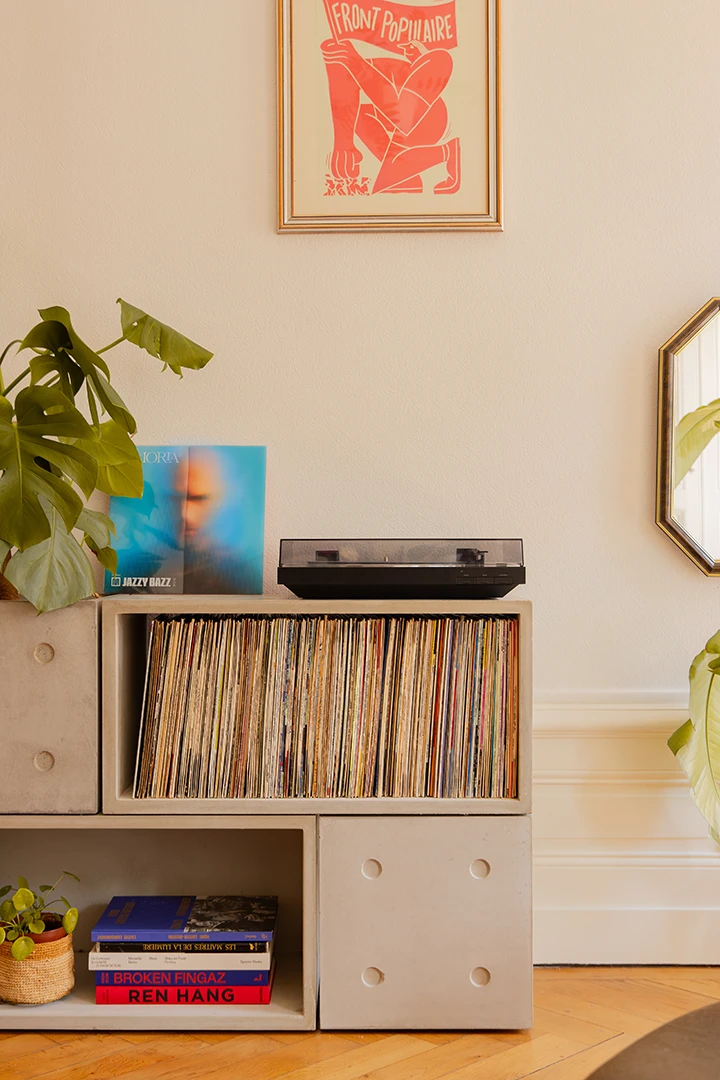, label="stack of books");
[89,895,277,1005]
[134,614,519,800]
